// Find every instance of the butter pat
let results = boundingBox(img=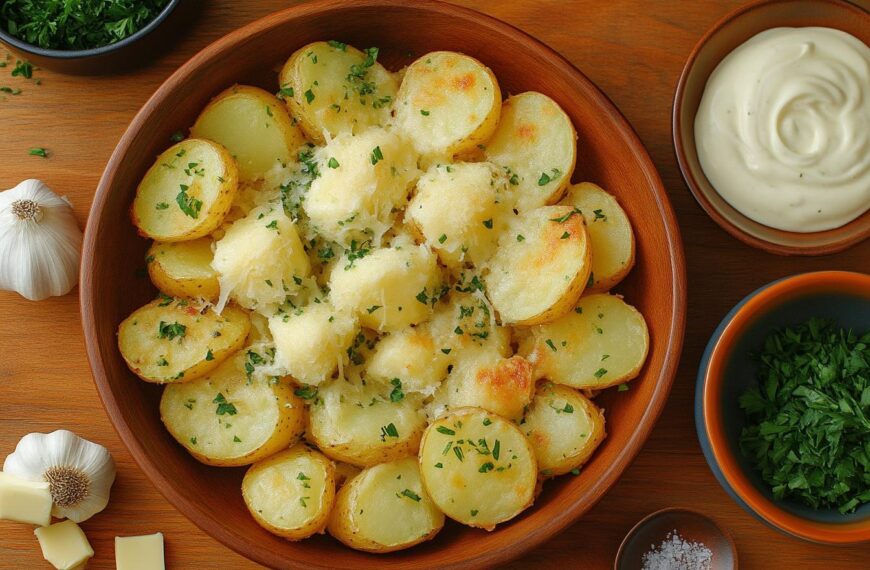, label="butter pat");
[0,471,52,526]
[34,520,94,570]
[115,532,165,570]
